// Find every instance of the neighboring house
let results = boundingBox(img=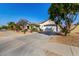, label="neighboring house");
[39,20,60,32]
[16,19,31,30]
